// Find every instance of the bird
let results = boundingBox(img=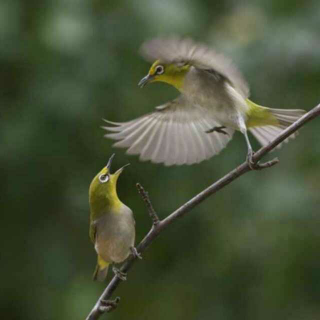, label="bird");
[103,37,306,168]
[89,154,139,281]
